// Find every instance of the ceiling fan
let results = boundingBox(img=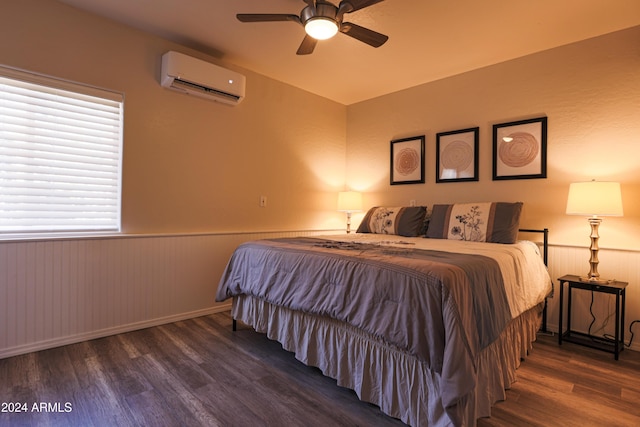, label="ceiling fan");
[237,0,388,55]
